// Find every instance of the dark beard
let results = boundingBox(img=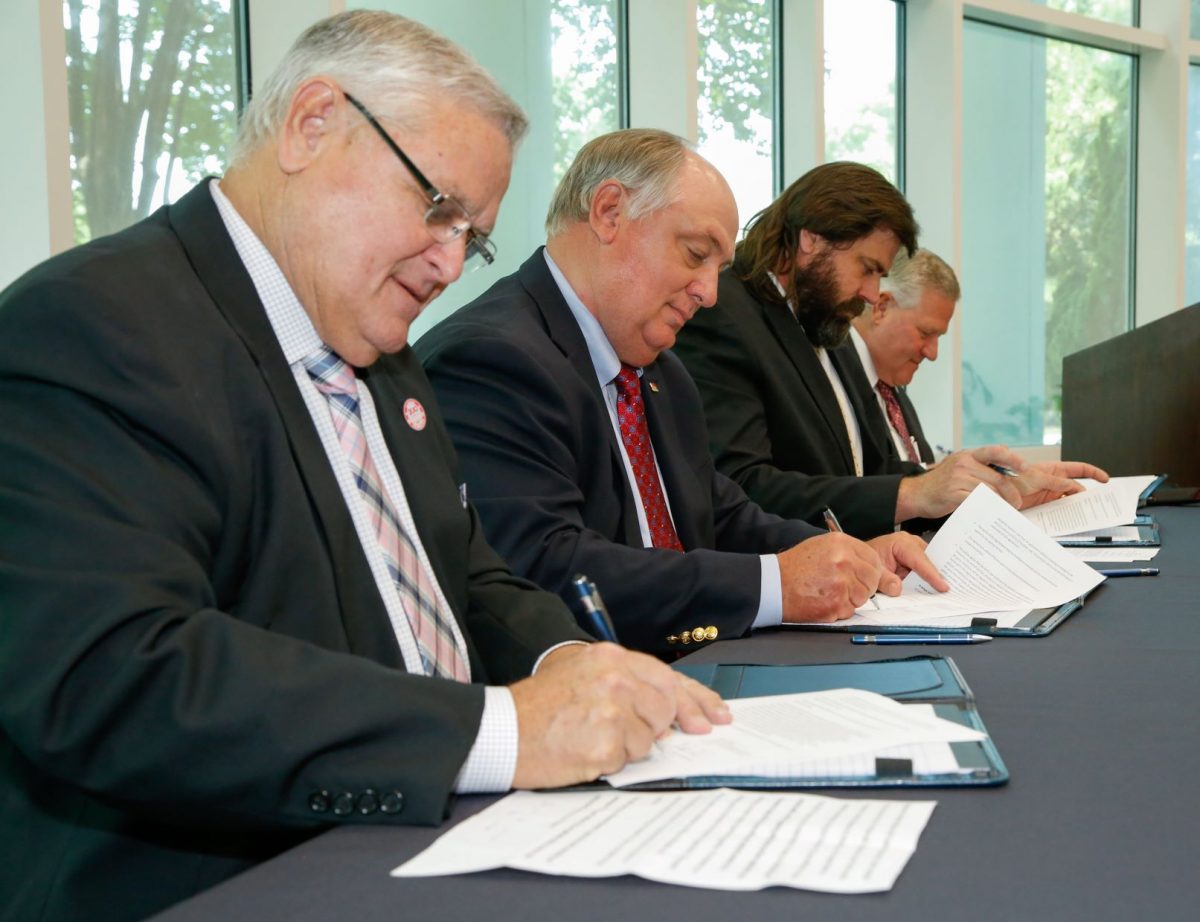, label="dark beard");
[789,251,865,349]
